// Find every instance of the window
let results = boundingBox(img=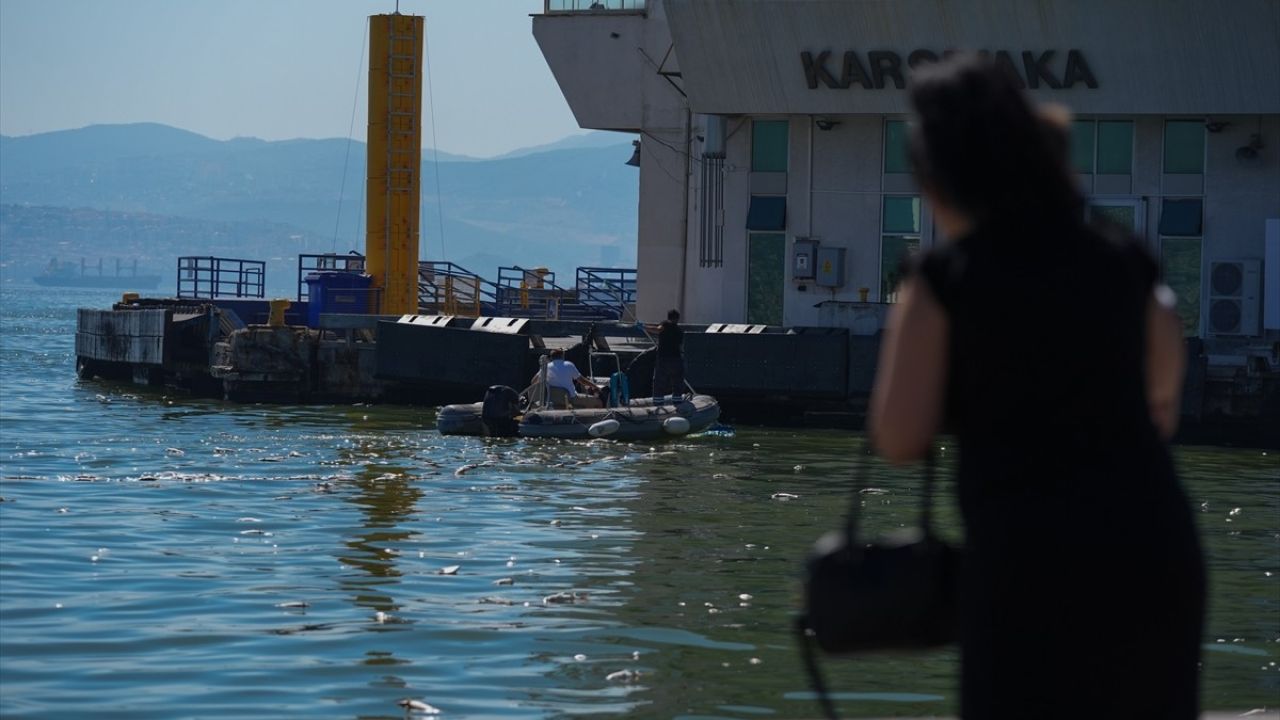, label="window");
[1088,201,1139,234]
[752,120,788,172]
[1164,120,1205,174]
[1159,198,1203,336]
[881,196,921,302]
[747,233,785,326]
[883,119,911,173]
[1070,119,1133,174]
[1096,121,1134,174]
[1070,121,1096,173]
